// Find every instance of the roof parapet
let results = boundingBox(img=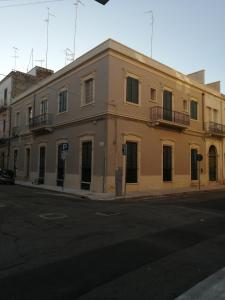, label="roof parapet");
[206,81,221,93]
[187,70,205,84]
